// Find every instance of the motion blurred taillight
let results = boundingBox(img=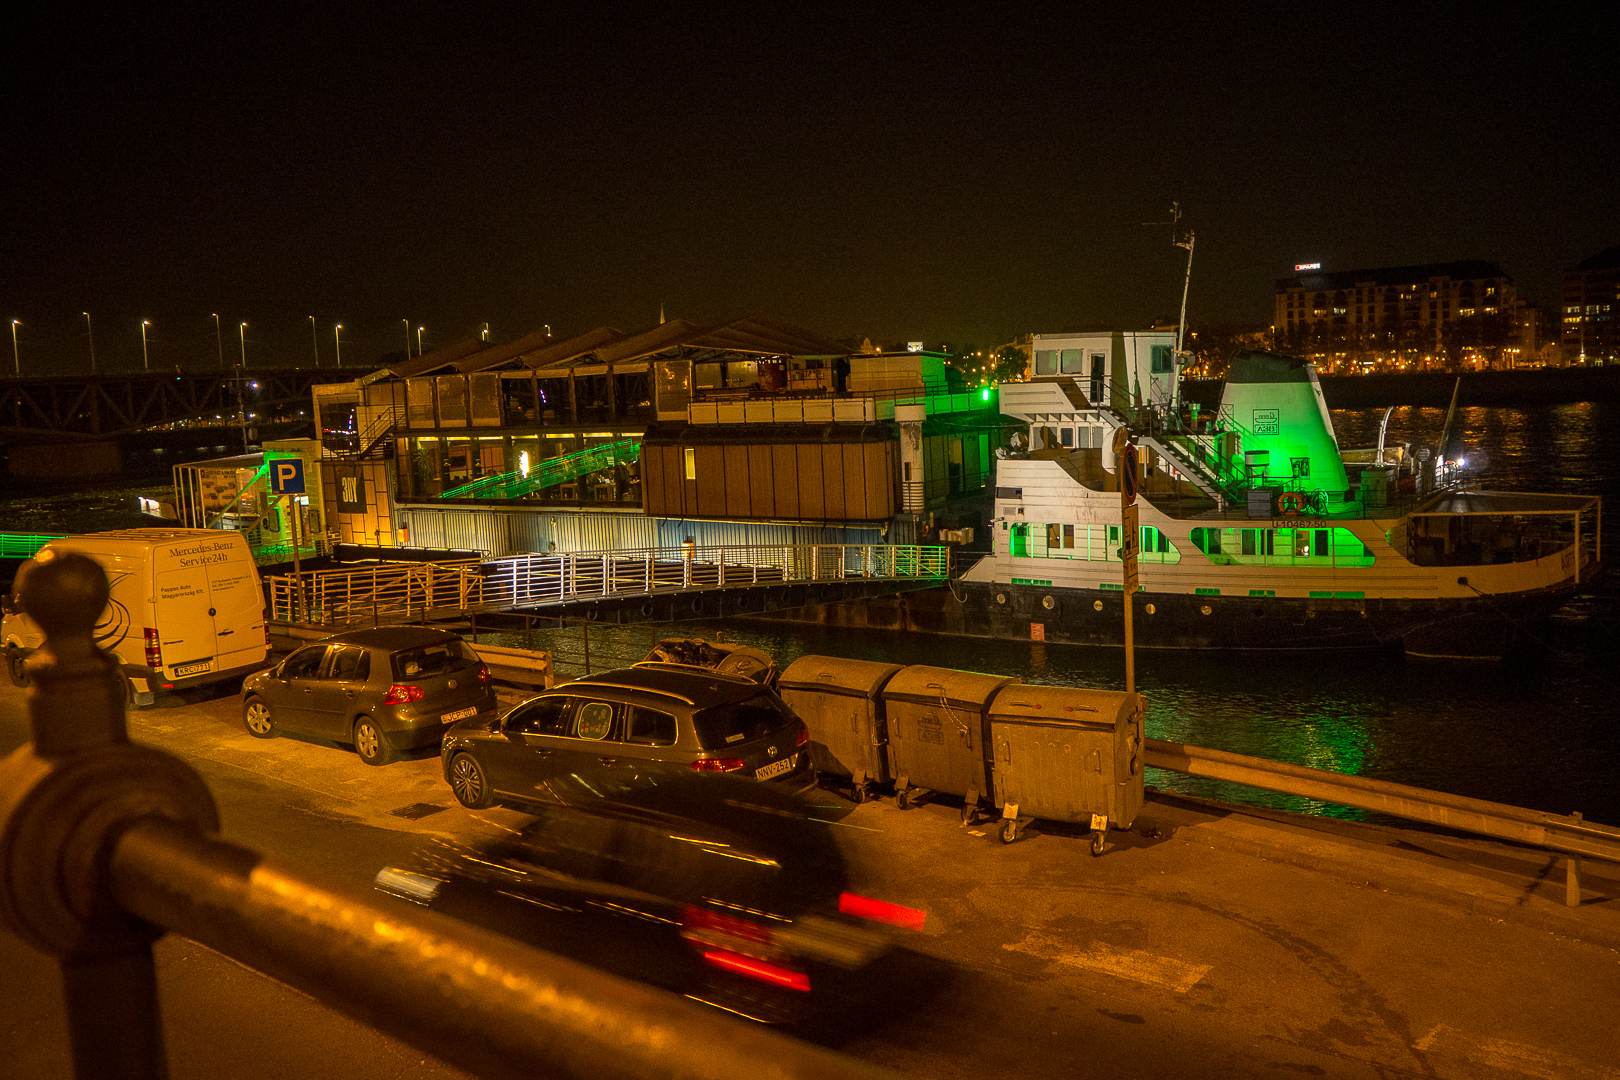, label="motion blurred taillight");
[795,724,809,748]
[143,628,162,668]
[384,684,424,704]
[700,949,811,992]
[838,892,927,930]
[690,757,746,773]
[477,662,490,687]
